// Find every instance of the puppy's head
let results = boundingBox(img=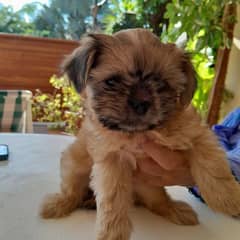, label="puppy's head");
[62,28,196,132]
